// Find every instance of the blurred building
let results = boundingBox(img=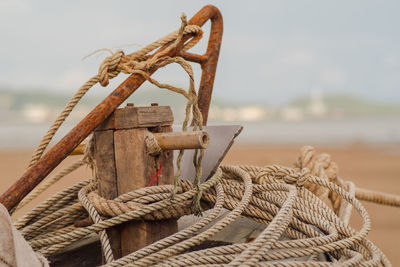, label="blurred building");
[307,88,327,118]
